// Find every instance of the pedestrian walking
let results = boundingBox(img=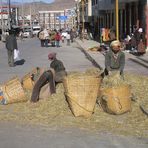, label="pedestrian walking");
[66,32,71,46]
[43,28,49,47]
[55,32,61,47]
[31,52,67,103]
[70,29,74,43]
[136,28,145,55]
[103,40,125,76]
[50,30,56,47]
[38,29,45,47]
[5,30,18,67]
